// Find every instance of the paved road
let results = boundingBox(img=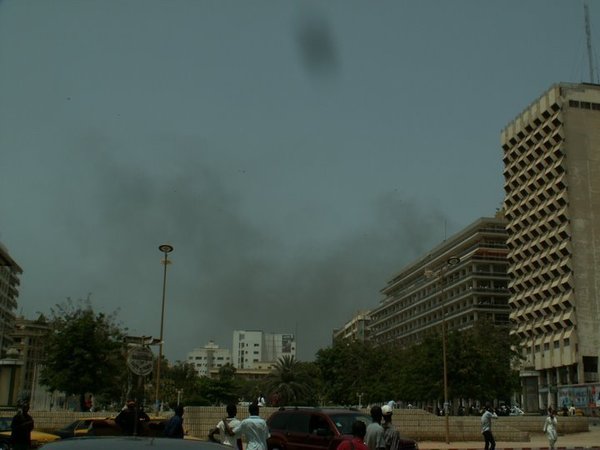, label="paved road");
[417,423,600,450]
